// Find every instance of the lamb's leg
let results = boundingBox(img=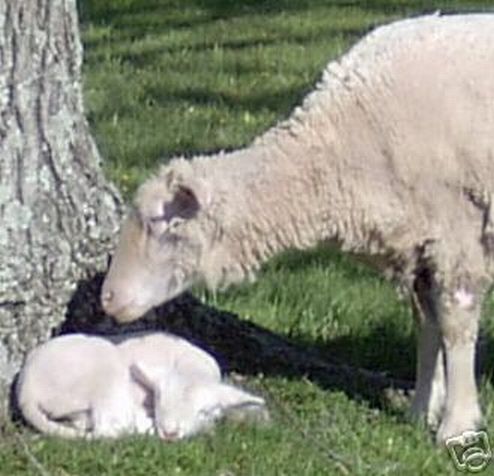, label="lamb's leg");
[40,398,93,434]
[51,409,92,432]
[91,402,131,438]
[435,288,483,443]
[91,386,136,438]
[410,272,446,428]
